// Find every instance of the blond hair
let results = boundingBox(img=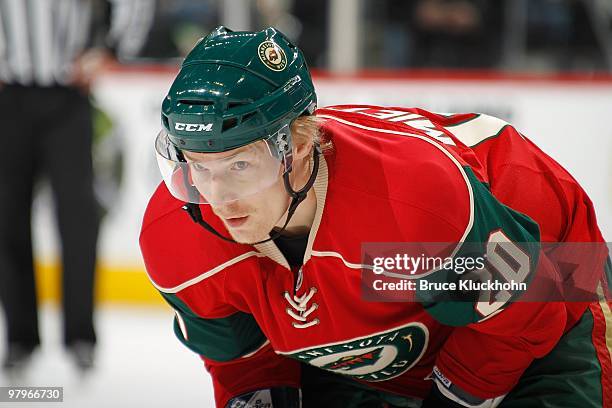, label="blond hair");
[290,115,333,153]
